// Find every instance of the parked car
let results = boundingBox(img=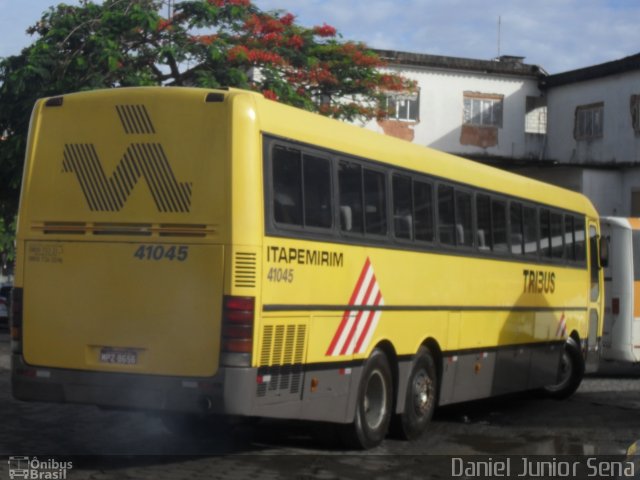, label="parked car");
[0,284,12,330]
